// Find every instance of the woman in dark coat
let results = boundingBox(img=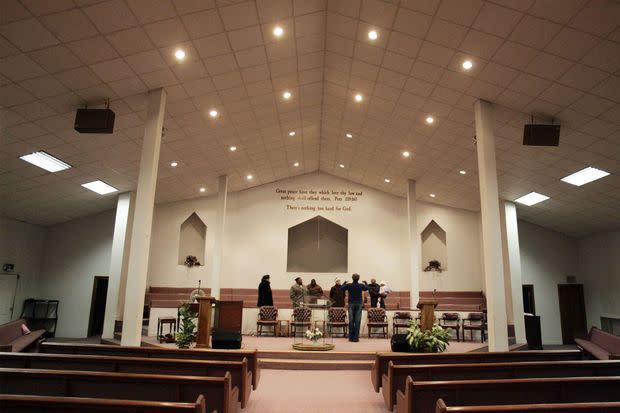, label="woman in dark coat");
[257,274,273,307]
